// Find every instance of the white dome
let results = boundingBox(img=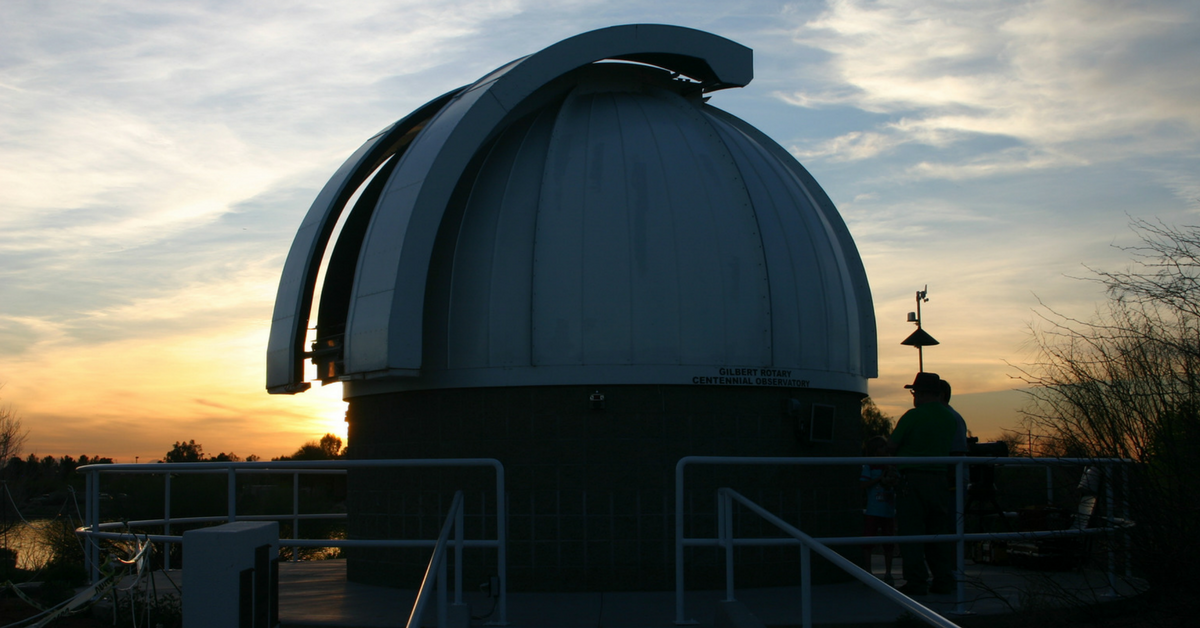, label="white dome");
[267,25,877,396]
